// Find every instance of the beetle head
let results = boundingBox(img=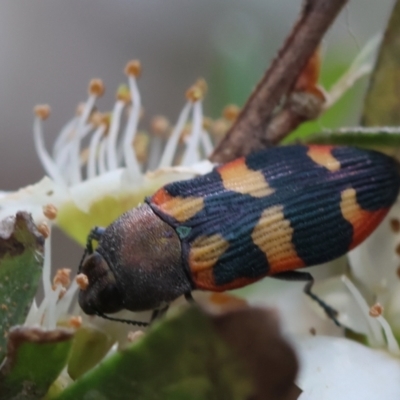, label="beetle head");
[78,251,124,315]
[78,204,192,316]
